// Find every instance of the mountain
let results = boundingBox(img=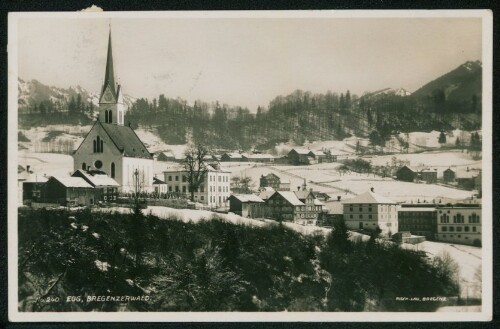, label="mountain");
[18,78,136,113]
[411,60,482,106]
[364,87,412,98]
